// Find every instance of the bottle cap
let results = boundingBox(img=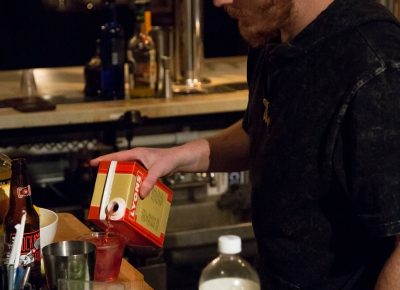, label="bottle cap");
[218,235,241,254]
